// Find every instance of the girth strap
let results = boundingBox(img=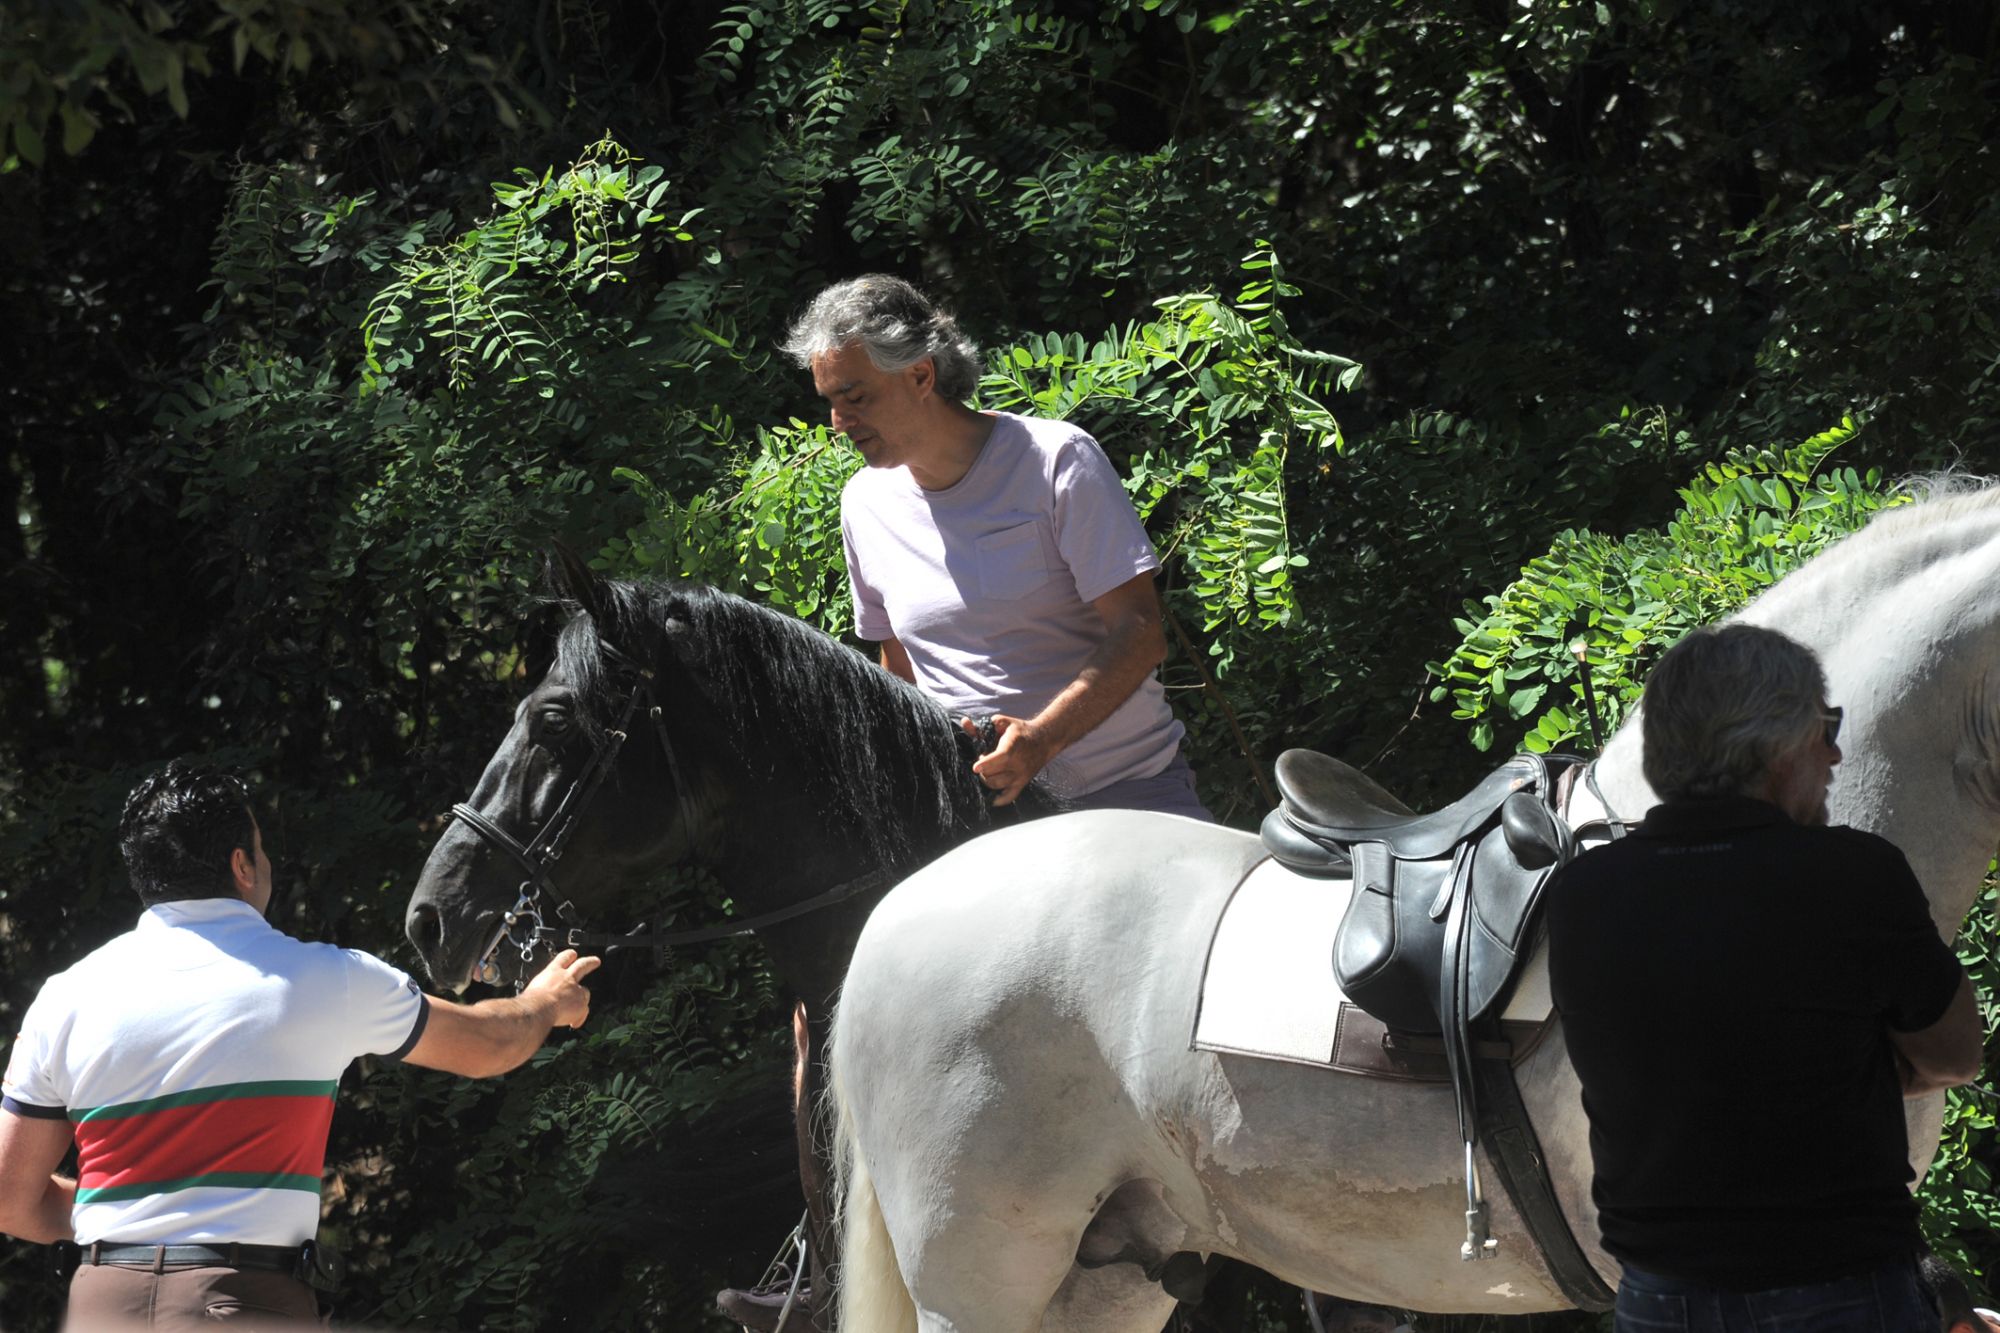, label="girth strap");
[1472,1041,1616,1310]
